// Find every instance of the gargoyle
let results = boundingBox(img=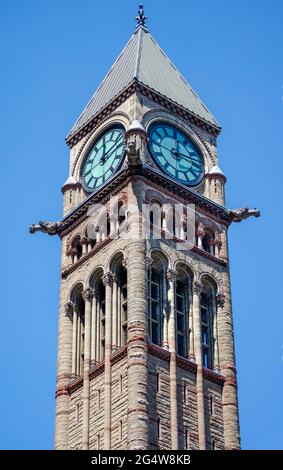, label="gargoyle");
[29,220,64,236]
[225,208,260,223]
